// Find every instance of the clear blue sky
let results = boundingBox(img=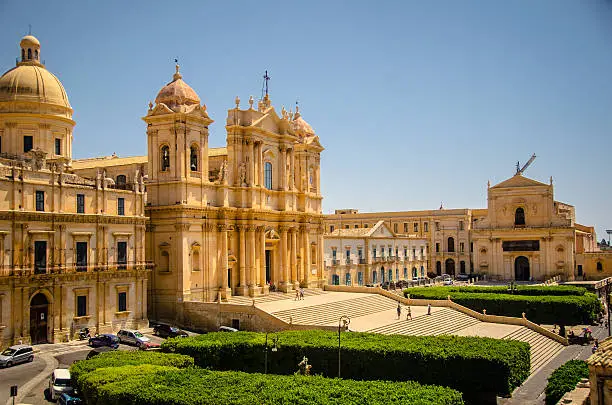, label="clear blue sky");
[1,1,611,239]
